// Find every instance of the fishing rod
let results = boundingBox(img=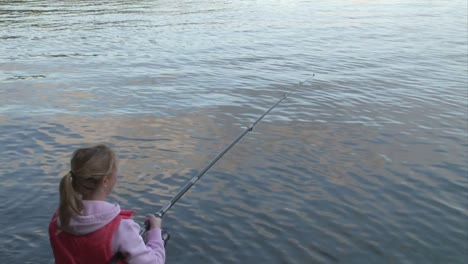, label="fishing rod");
[140,75,314,239]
